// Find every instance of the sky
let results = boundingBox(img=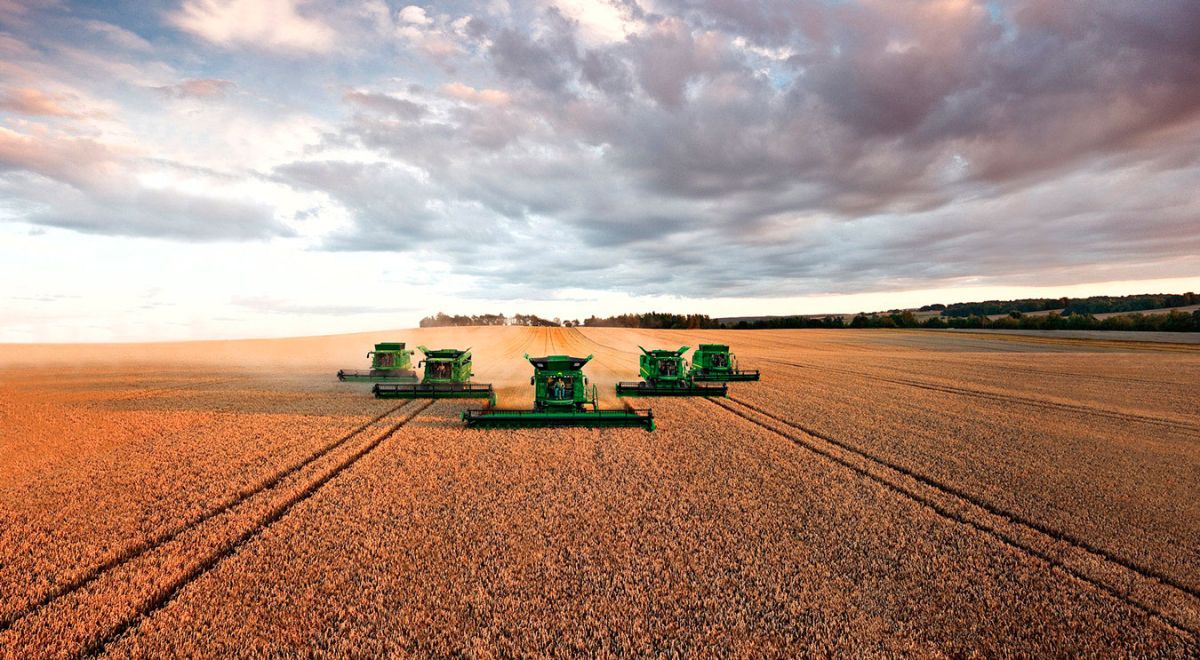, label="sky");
[1,0,1198,341]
